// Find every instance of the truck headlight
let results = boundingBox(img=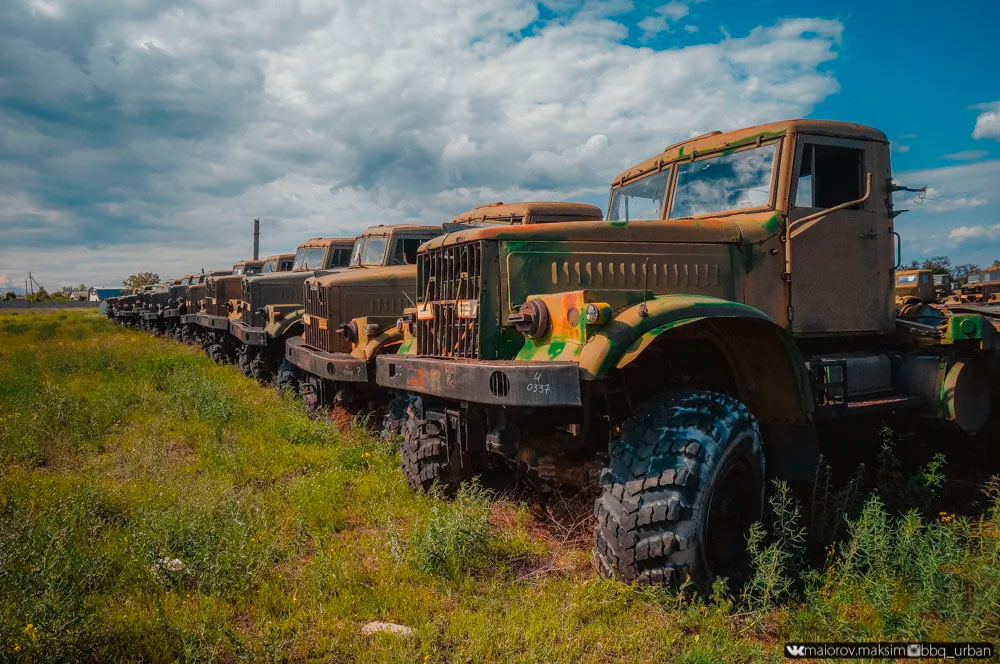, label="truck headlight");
[585,302,612,325]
